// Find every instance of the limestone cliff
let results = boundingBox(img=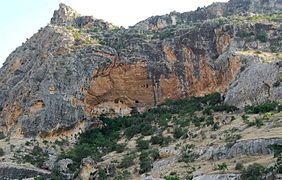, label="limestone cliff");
[0,0,281,137]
